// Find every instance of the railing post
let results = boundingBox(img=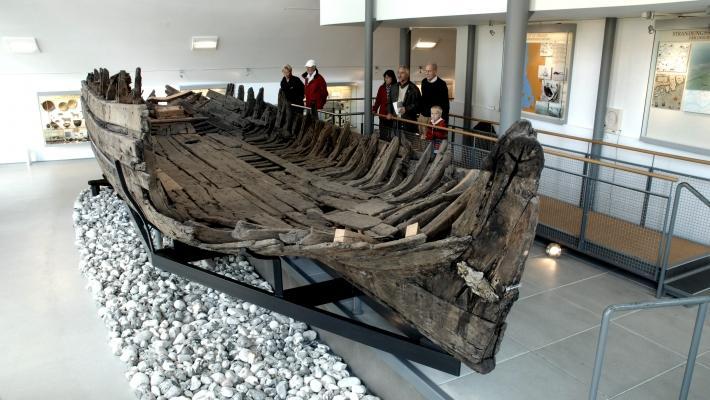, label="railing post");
[589,306,616,400]
[640,168,655,228]
[657,183,685,298]
[679,302,708,400]
[578,168,594,250]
